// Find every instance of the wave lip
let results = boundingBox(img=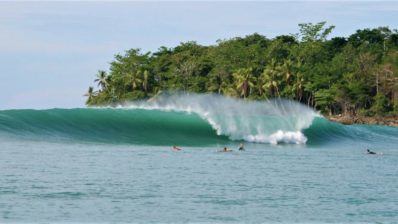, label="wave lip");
[124,93,318,144]
[3,94,397,146]
[0,94,322,145]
